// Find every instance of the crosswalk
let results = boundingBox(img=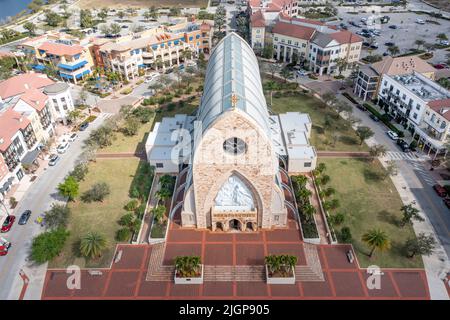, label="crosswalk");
[384,151,428,162]
[408,160,436,187]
